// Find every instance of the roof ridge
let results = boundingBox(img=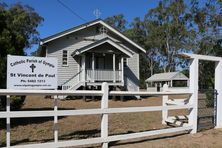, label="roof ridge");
[41,19,102,42]
[40,19,146,53]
